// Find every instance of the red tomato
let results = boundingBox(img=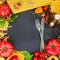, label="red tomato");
[34,51,40,57]
[10,55,18,60]
[0,4,10,17]
[0,41,14,57]
[38,57,43,60]
[45,38,60,56]
[43,6,48,11]
[59,41,60,52]
[39,52,45,58]
[33,56,38,60]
